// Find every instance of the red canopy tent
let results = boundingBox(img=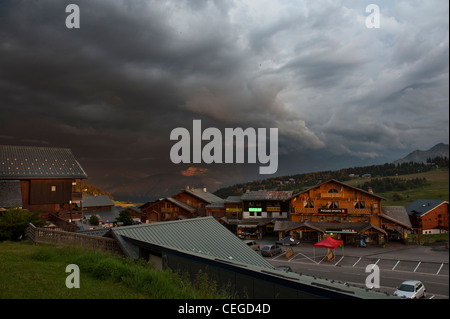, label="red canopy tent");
[314,237,343,249]
[313,237,344,263]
